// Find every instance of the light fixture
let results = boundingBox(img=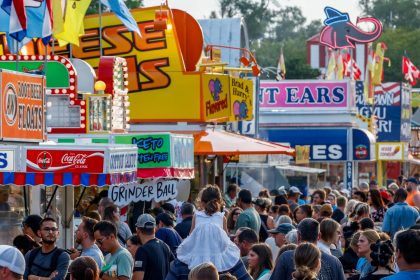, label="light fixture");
[154,1,169,30]
[94,80,106,93]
